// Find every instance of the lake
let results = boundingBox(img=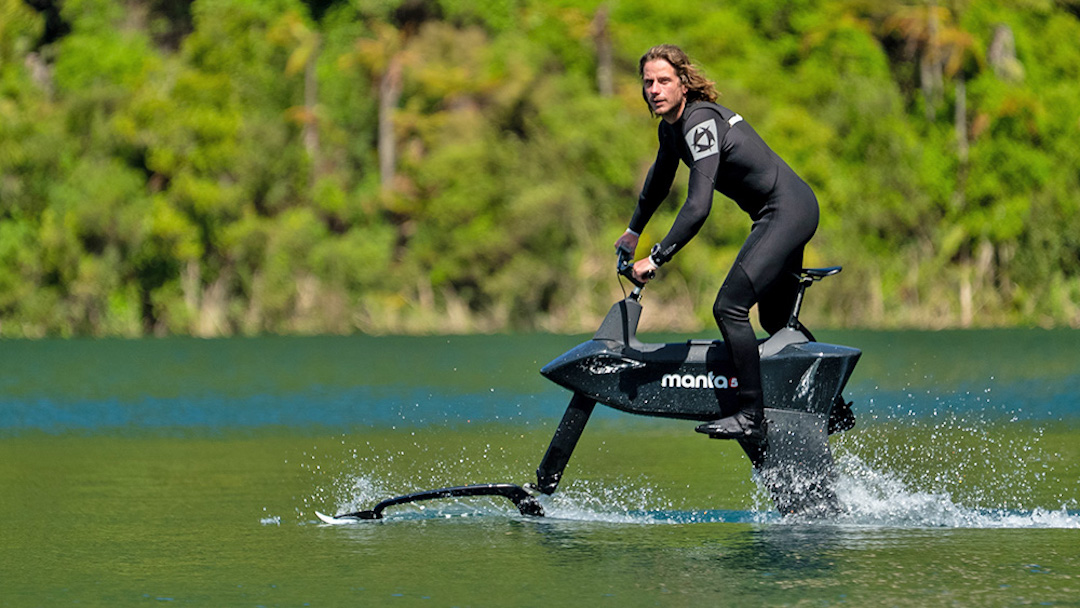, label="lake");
[2,330,1078,606]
